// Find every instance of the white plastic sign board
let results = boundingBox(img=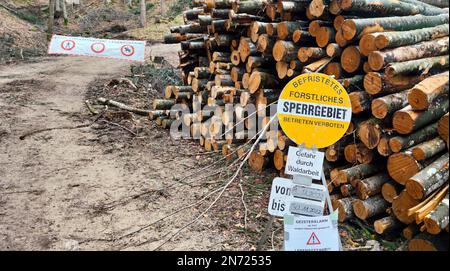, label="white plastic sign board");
[268,177,326,217]
[292,184,327,202]
[48,35,146,62]
[285,146,324,179]
[284,214,340,251]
